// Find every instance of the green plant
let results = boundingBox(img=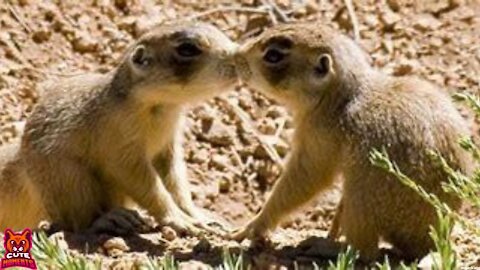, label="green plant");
[216,249,245,270]
[429,213,457,270]
[142,255,178,270]
[30,232,99,270]
[327,246,358,270]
